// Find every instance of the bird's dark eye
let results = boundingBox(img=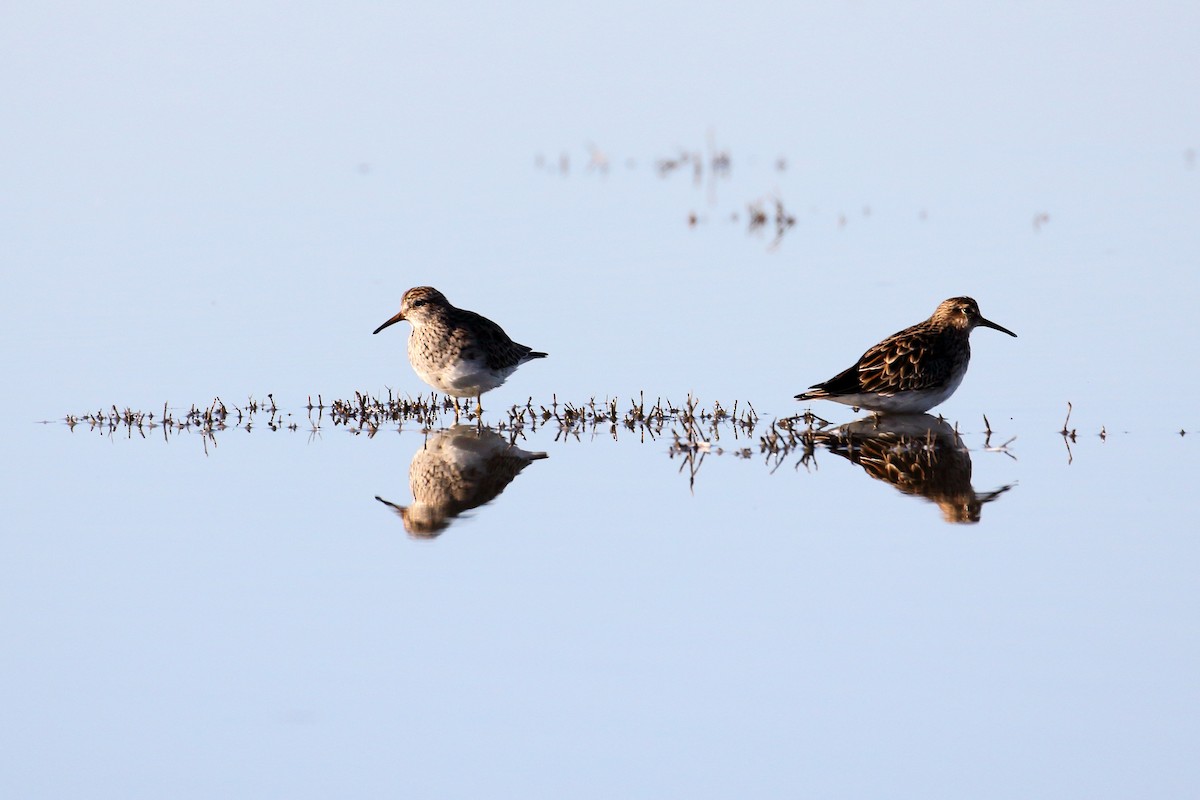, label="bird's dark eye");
[412,299,426,308]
